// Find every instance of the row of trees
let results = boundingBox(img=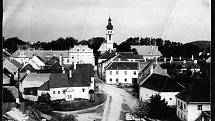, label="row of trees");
[3,36,206,58]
